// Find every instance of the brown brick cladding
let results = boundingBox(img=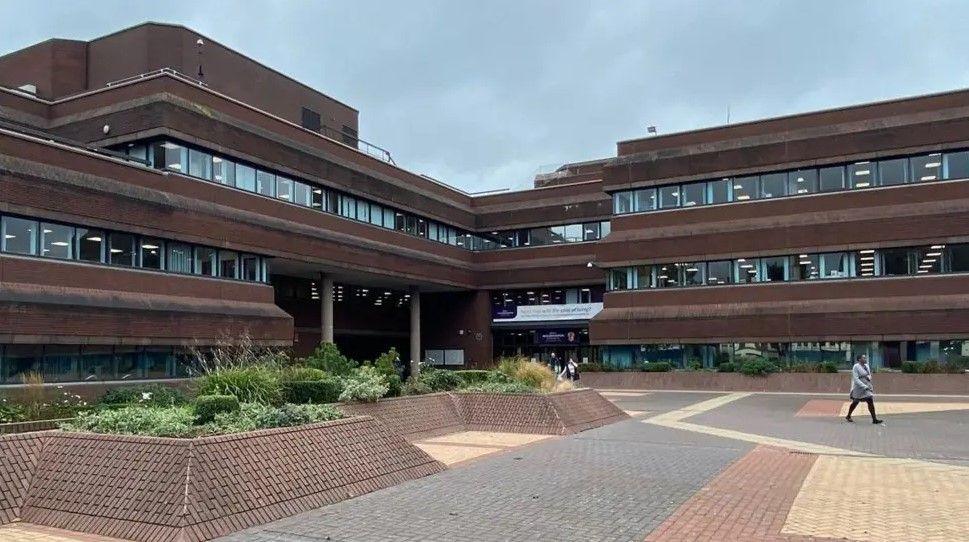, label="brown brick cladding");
[3,416,445,542]
[453,389,628,435]
[338,393,465,440]
[545,388,630,433]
